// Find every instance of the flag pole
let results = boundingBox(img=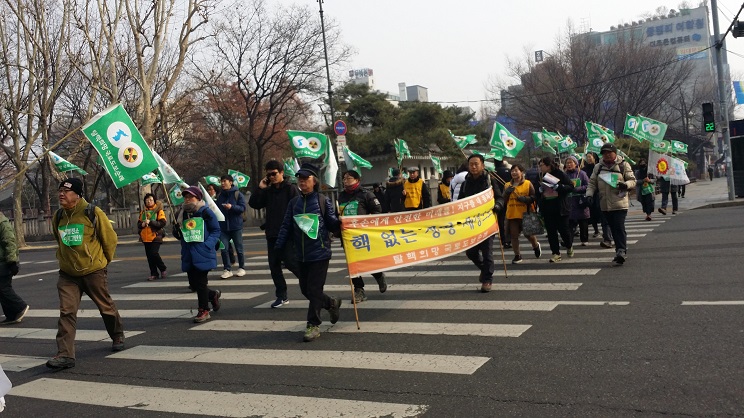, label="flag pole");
[337,201,361,330]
